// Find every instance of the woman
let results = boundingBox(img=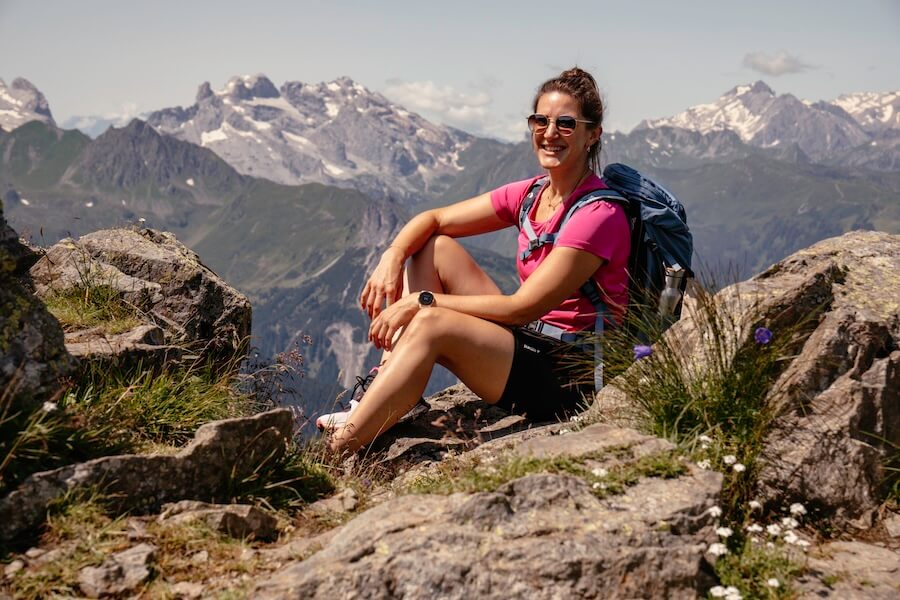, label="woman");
[328,67,631,454]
